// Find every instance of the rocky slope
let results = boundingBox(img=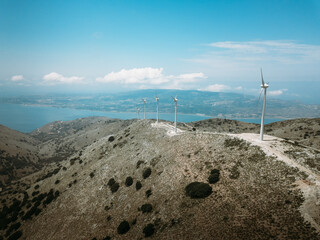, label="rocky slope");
[189,118,320,149]
[0,119,319,240]
[30,117,136,163]
[0,125,41,187]
[0,117,135,187]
